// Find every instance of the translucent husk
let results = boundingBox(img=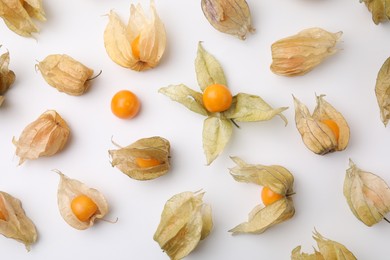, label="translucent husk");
[104,0,166,71]
[56,171,109,230]
[153,191,213,260]
[344,159,390,226]
[201,0,254,40]
[0,191,37,250]
[159,42,288,165]
[360,0,390,24]
[0,49,15,106]
[293,95,349,155]
[36,54,94,96]
[13,110,70,165]
[109,136,170,181]
[271,28,342,76]
[375,56,390,126]
[0,0,46,37]
[292,230,357,260]
[228,157,295,234]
